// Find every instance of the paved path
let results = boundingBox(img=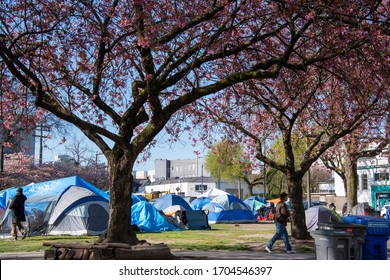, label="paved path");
[0,249,315,260]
